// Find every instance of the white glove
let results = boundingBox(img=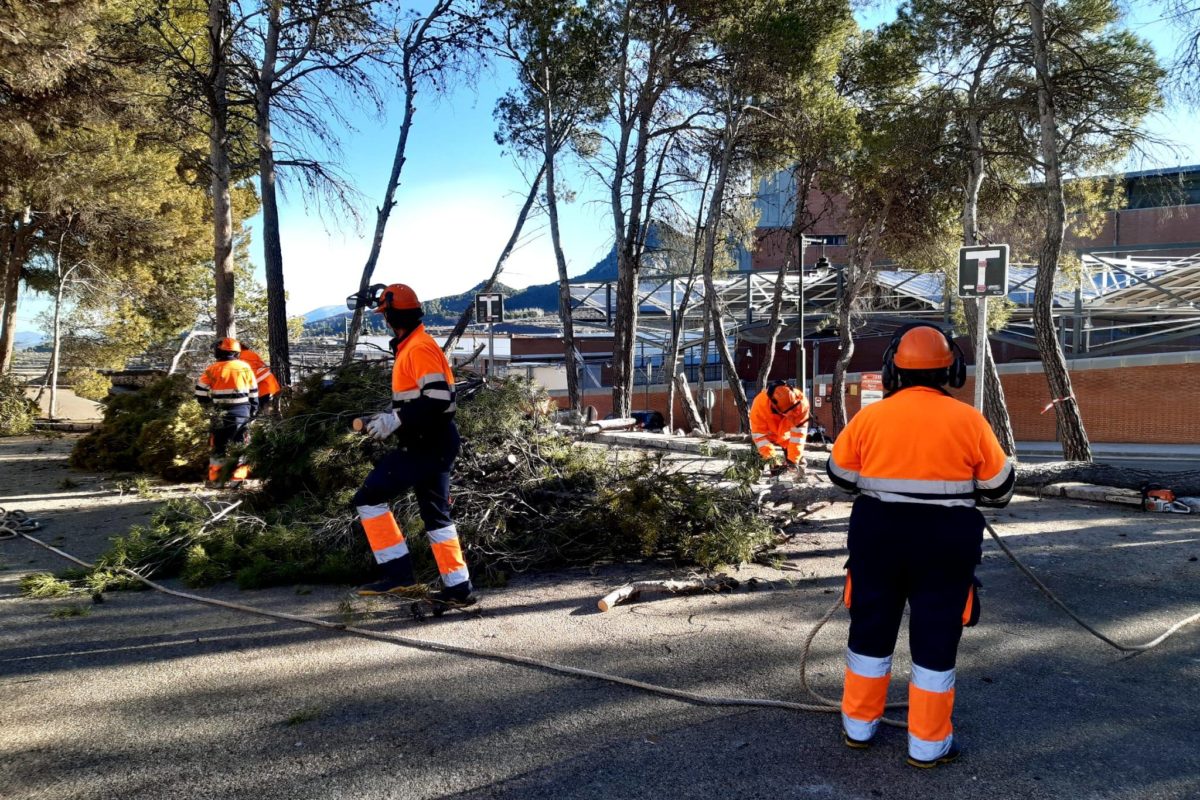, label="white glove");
[365,411,401,441]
